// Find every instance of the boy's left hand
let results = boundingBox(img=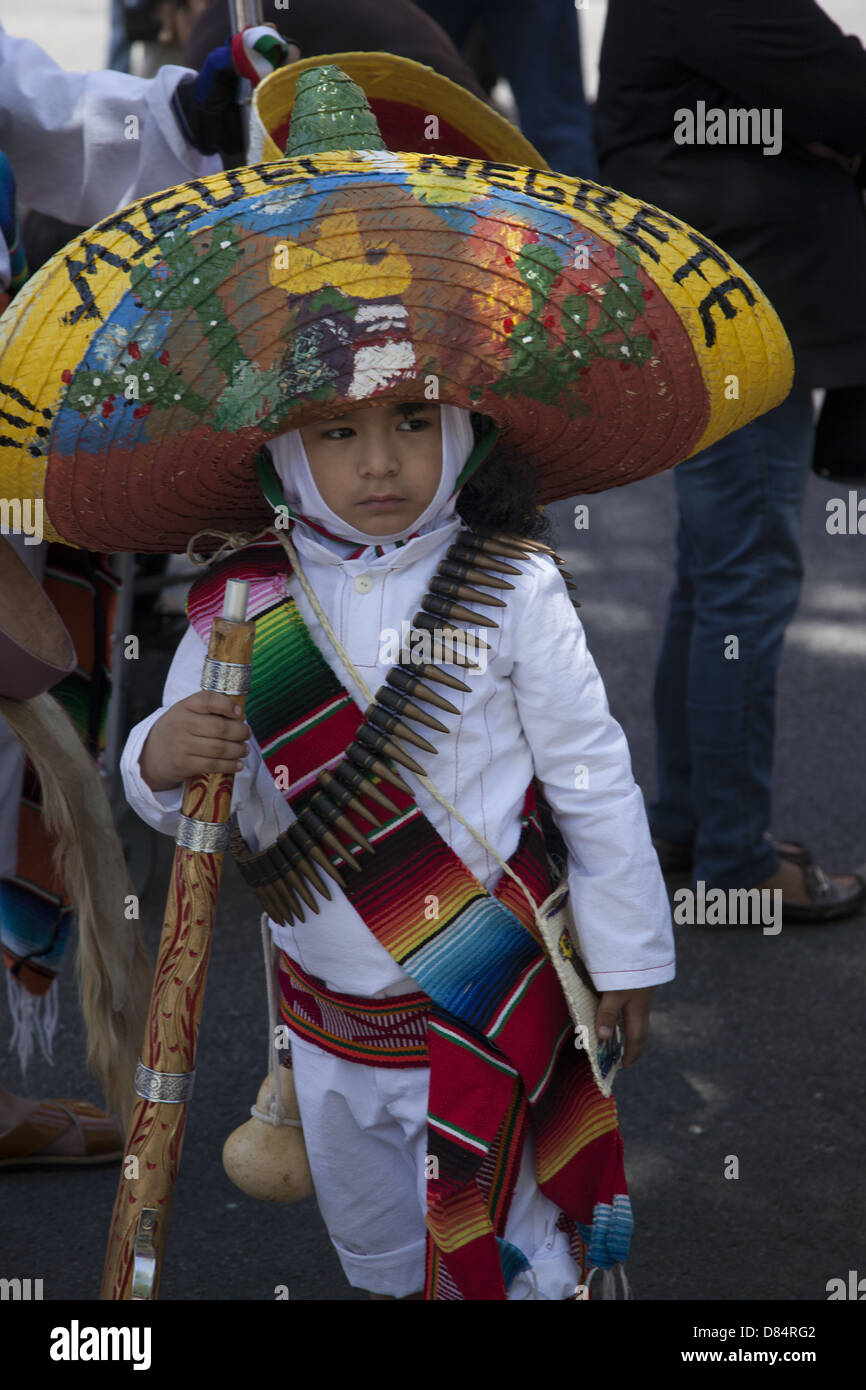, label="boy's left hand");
[595,987,655,1068]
